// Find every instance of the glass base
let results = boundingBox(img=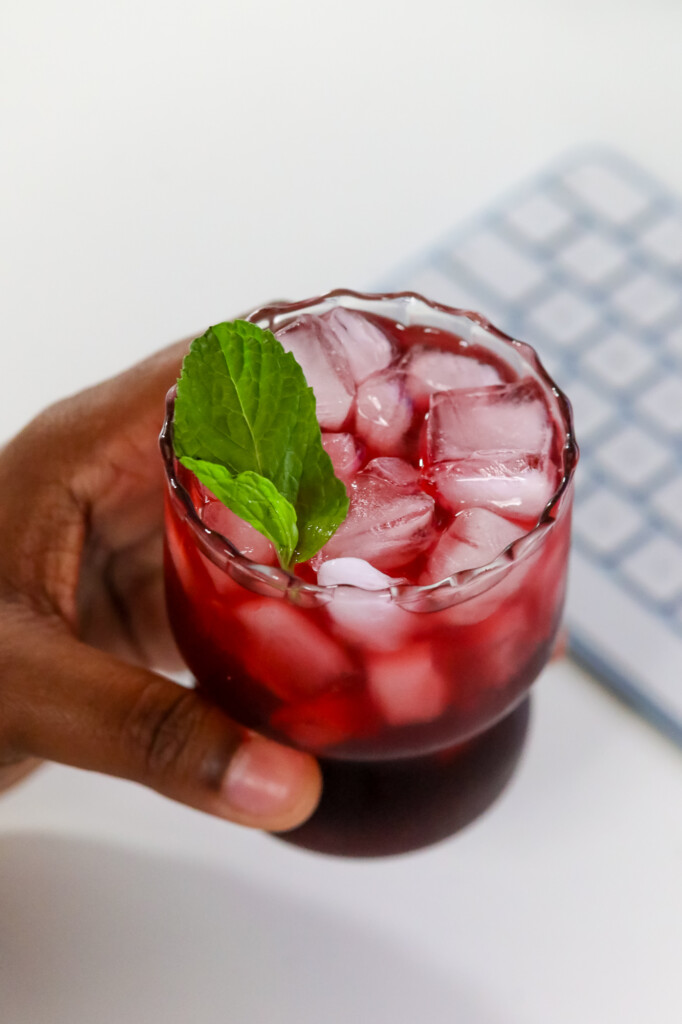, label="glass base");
[275,697,531,858]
